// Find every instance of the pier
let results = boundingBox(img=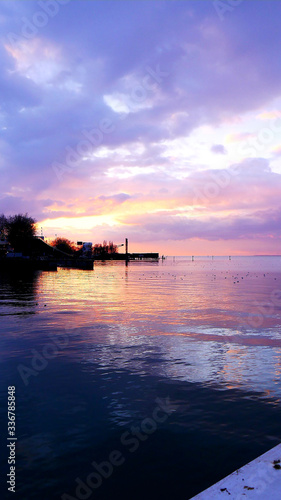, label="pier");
[190,443,281,499]
[128,252,159,261]
[0,236,159,270]
[0,256,93,271]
